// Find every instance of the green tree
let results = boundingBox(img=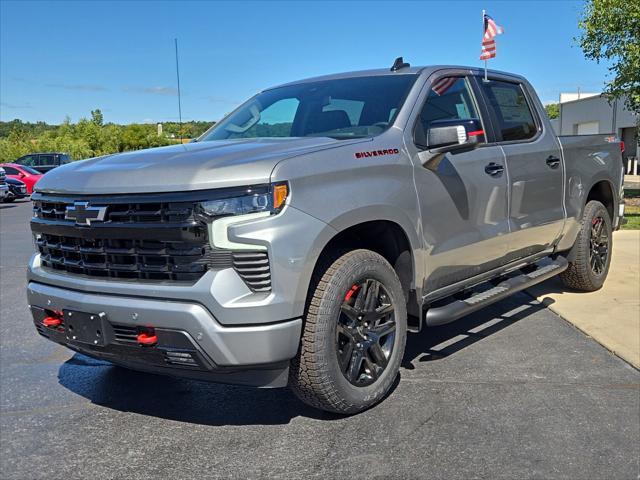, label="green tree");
[91,109,104,126]
[545,103,560,119]
[578,0,640,114]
